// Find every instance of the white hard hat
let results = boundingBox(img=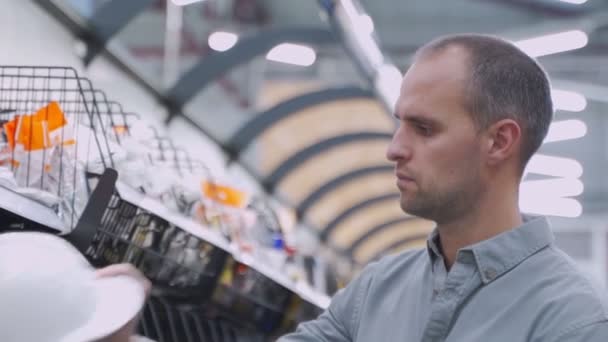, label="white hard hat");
[0,232,146,342]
